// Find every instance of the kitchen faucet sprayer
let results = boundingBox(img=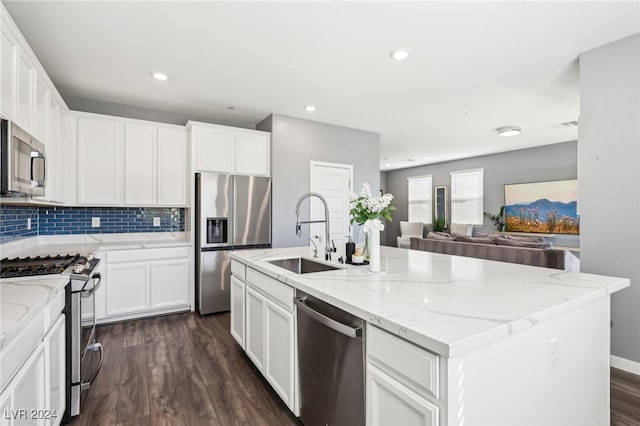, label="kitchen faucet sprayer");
[295,192,336,261]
